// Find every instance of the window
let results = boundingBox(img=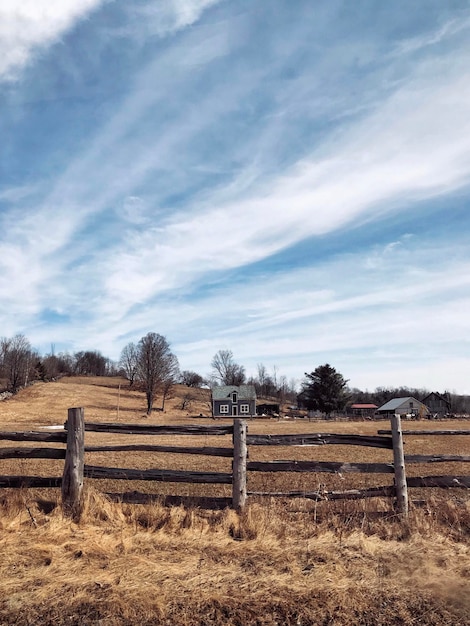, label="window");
[219,404,229,414]
[232,392,237,403]
[240,404,249,414]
